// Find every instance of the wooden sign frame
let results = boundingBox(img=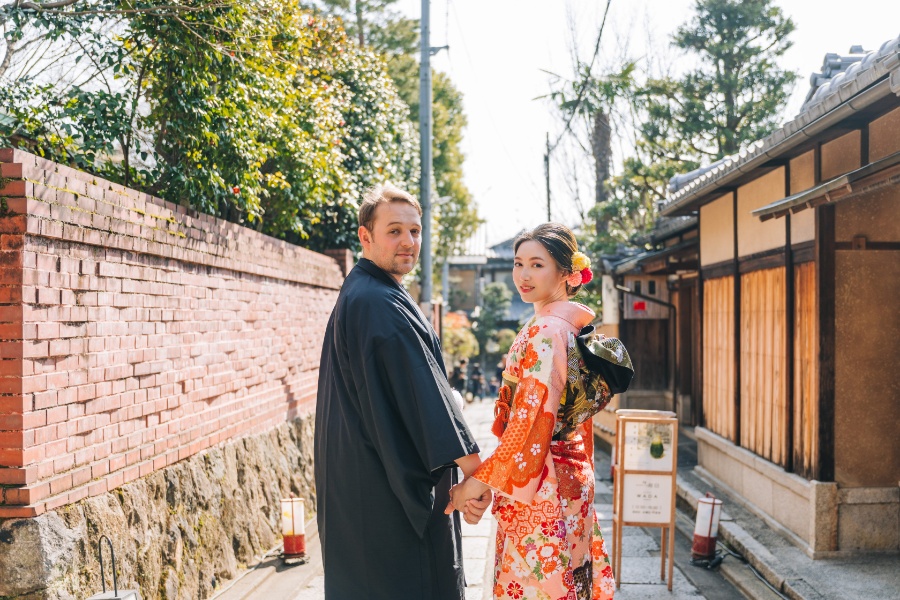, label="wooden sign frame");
[611,410,678,591]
